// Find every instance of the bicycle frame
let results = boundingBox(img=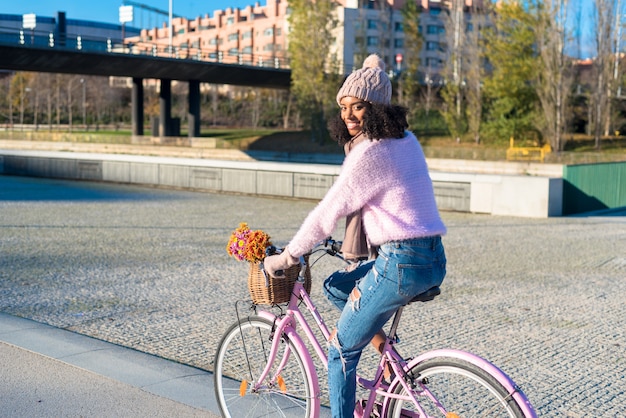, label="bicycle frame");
[248,256,538,418]
[249,260,436,417]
